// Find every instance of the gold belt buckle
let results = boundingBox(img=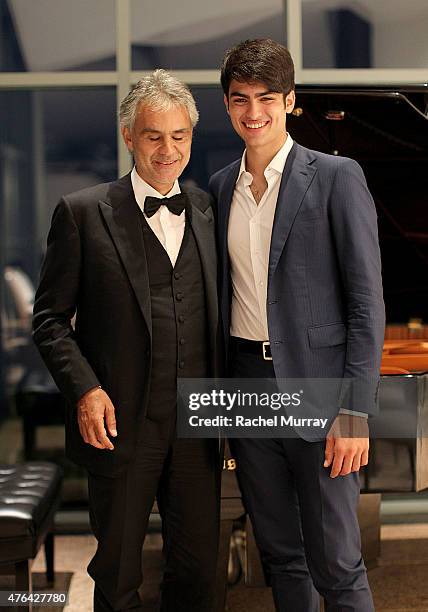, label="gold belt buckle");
[262,341,273,361]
